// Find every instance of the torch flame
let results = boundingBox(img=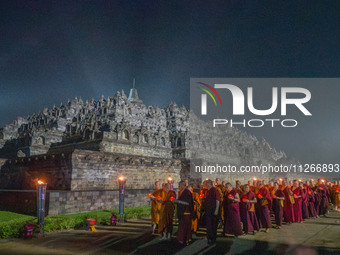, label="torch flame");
[118,176,125,181]
[168,177,172,181]
[279,178,282,181]
[298,179,302,182]
[37,180,44,184]
[148,193,152,197]
[253,177,257,181]
[170,196,175,201]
